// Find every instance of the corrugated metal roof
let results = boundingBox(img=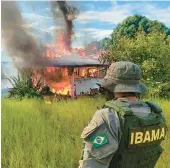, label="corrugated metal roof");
[44,54,109,67]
